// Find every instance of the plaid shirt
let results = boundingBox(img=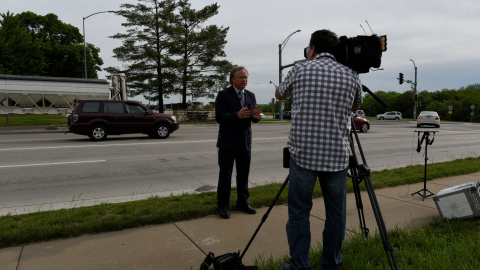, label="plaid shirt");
[279,53,363,171]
